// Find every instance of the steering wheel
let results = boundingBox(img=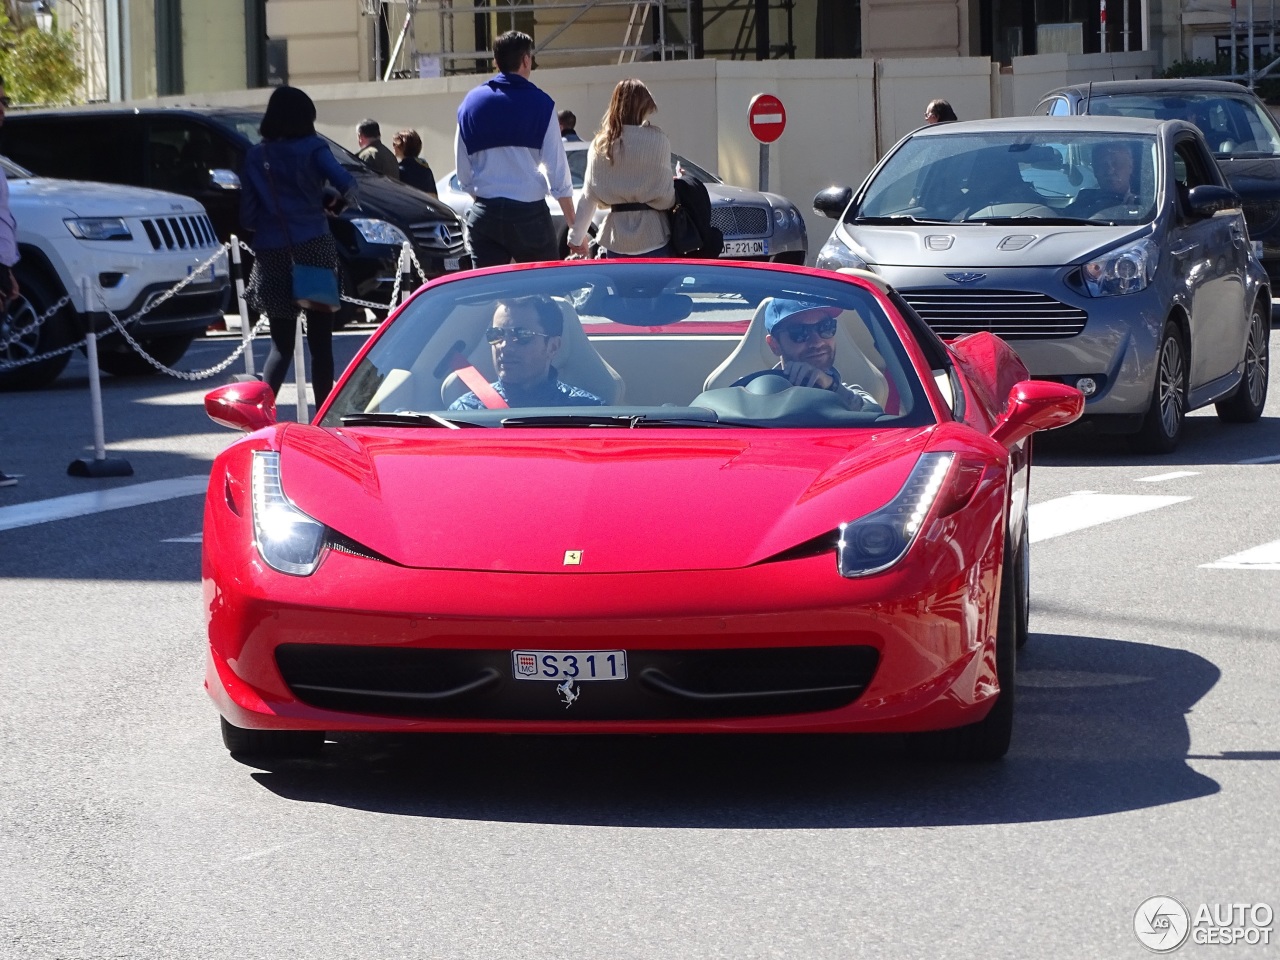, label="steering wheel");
[729,370,798,392]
